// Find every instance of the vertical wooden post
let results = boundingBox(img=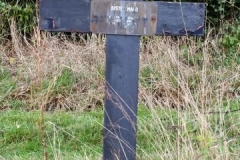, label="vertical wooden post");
[103,34,140,159]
